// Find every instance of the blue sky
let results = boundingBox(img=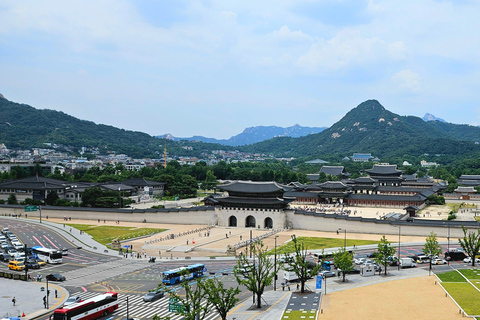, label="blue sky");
[1,0,480,139]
